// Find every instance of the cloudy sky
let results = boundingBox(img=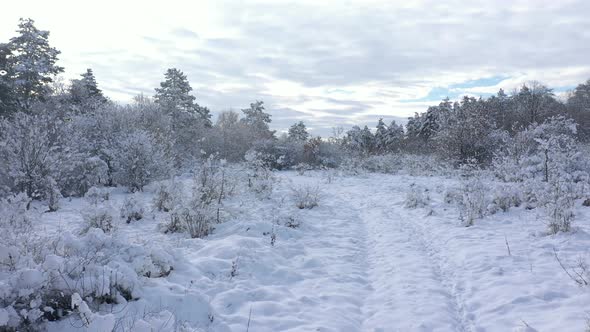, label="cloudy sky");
[2,0,590,135]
